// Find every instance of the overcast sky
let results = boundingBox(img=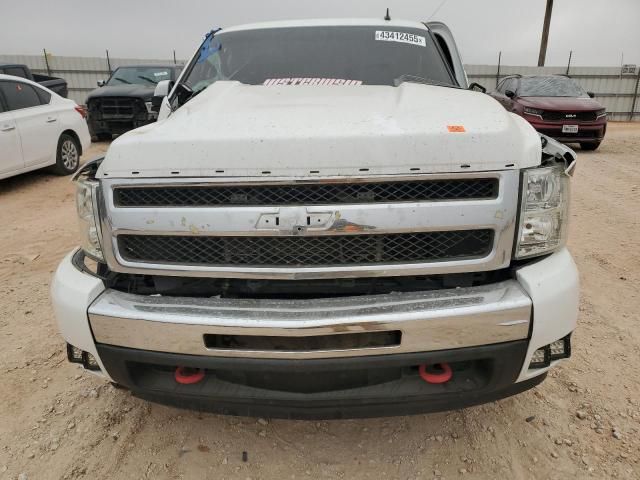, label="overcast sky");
[2,0,638,66]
